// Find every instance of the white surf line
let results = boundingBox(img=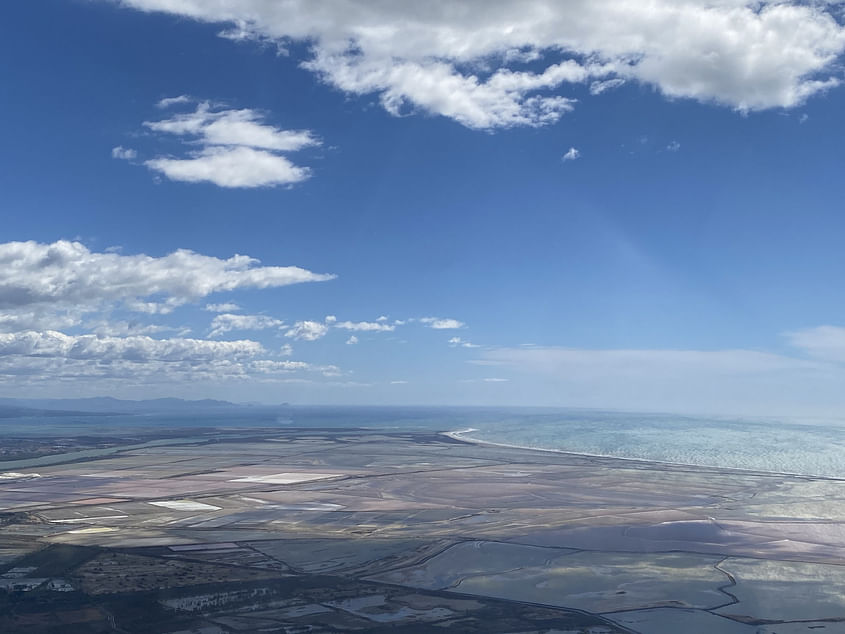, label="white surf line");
[441,429,843,481]
[442,428,478,441]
